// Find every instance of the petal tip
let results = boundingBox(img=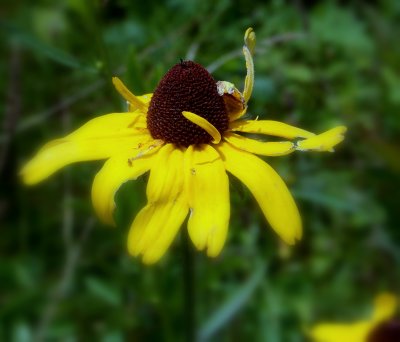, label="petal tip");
[206,248,222,258]
[142,250,164,265]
